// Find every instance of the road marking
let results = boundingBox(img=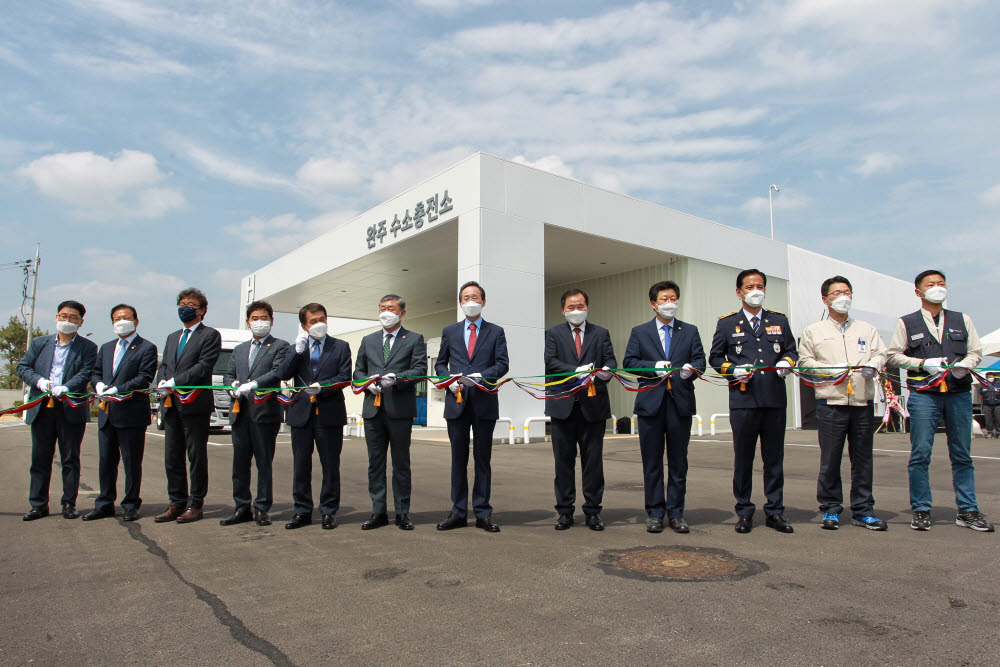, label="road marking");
[146,432,232,447]
[693,438,1000,461]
